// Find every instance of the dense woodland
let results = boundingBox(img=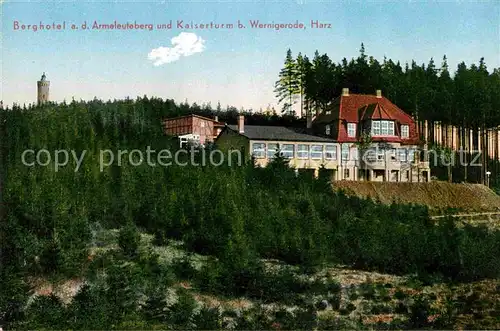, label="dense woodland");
[1,97,500,329]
